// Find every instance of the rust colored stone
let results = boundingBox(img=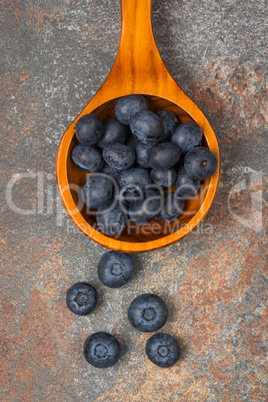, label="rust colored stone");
[1,0,267,400]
